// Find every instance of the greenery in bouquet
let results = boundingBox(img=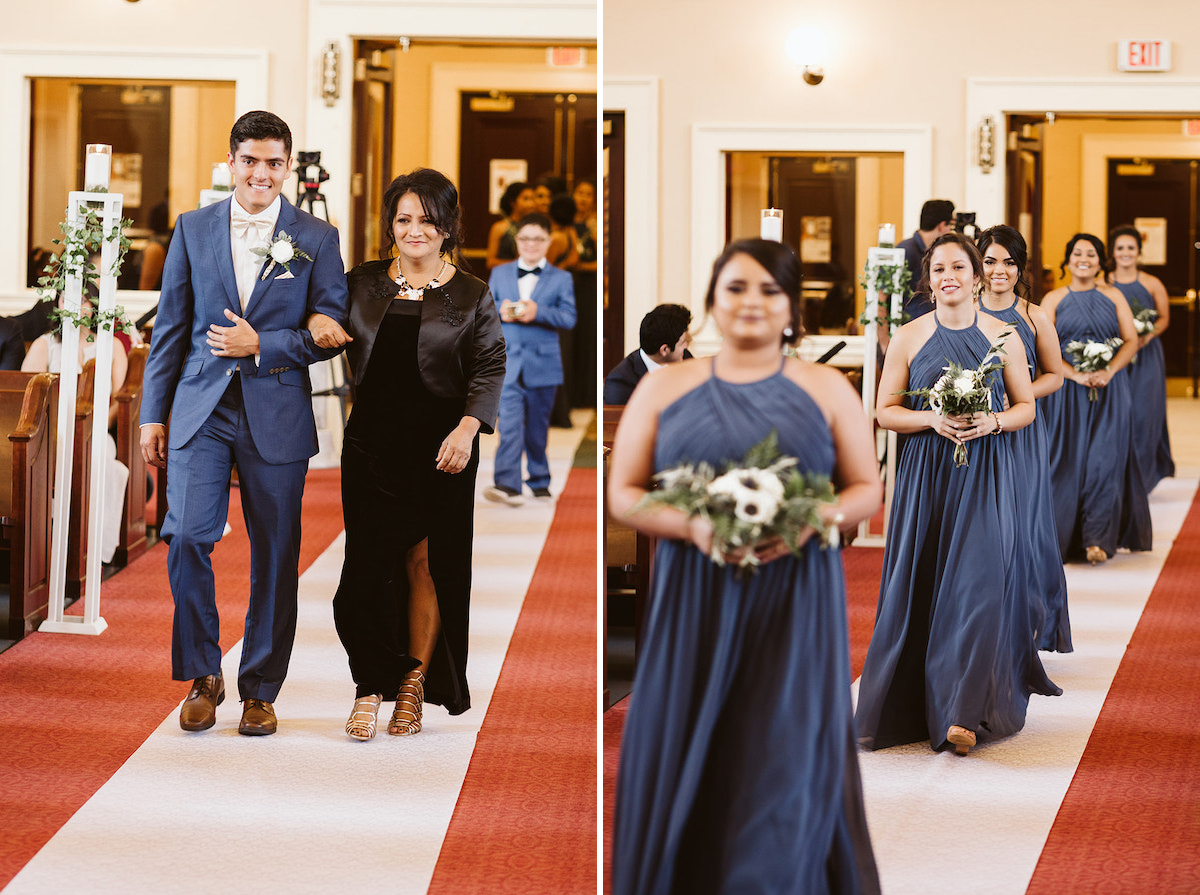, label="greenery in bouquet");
[36,204,135,341]
[1126,296,1157,365]
[634,431,837,573]
[858,260,912,334]
[1063,337,1122,401]
[898,329,1011,468]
